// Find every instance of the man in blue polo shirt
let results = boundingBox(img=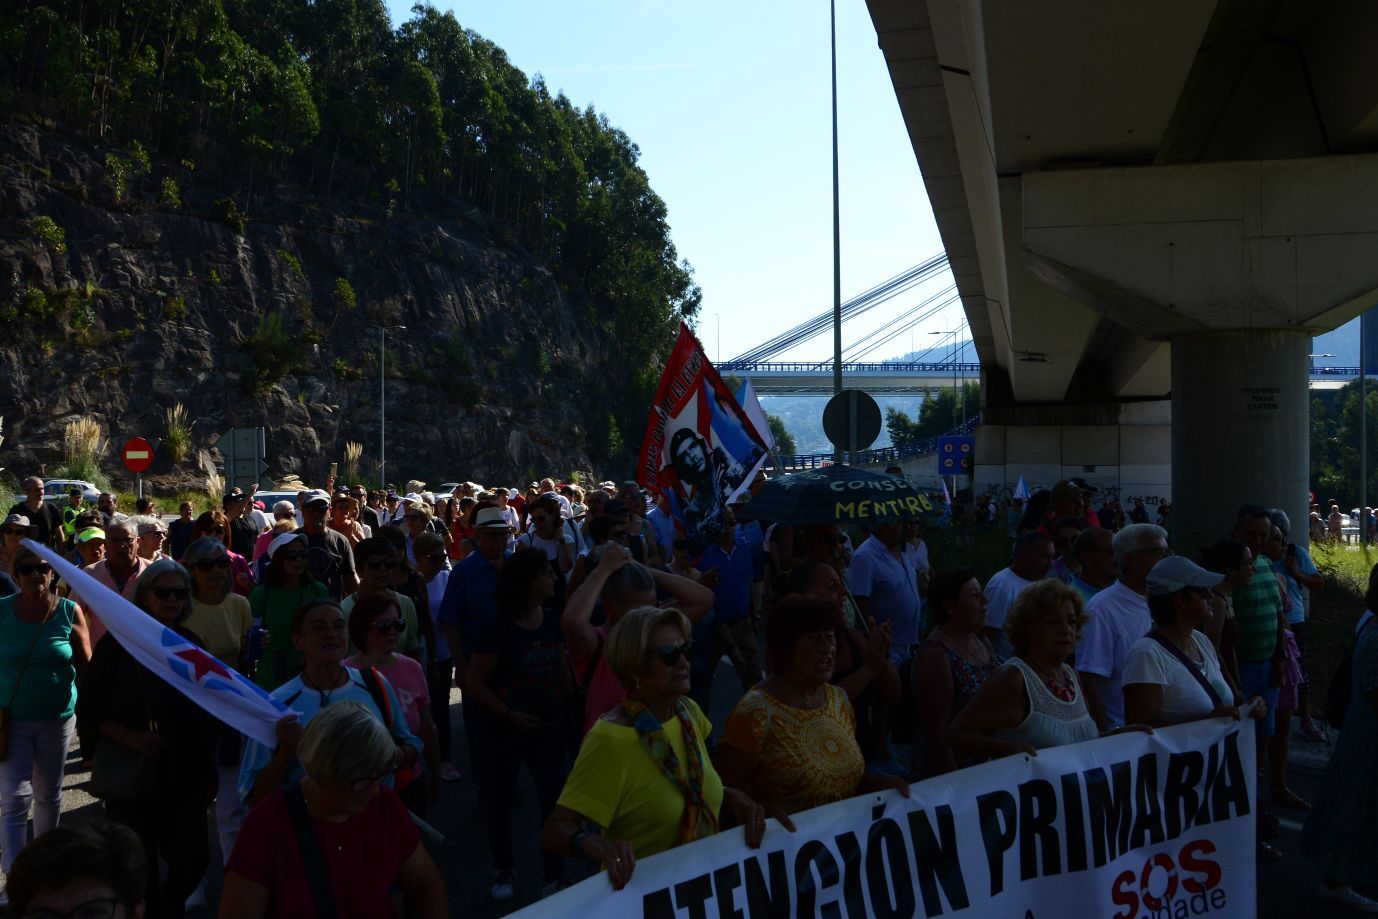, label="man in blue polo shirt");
[437,506,511,787]
[848,519,923,666]
[697,506,761,700]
